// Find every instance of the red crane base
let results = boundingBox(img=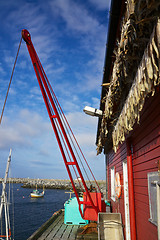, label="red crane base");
[83,192,106,221]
